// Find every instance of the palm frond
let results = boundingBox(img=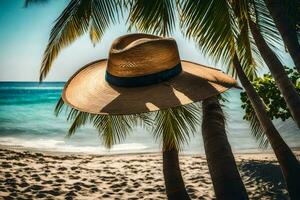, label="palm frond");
[54,97,65,116]
[56,97,202,151]
[127,0,177,36]
[40,0,120,81]
[67,110,90,137]
[152,103,201,151]
[180,0,259,79]
[247,108,269,148]
[180,0,236,67]
[56,98,144,149]
[229,0,261,80]
[137,112,153,130]
[88,0,121,45]
[251,0,283,54]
